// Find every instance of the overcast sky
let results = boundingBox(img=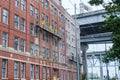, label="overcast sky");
[62,0,103,15]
